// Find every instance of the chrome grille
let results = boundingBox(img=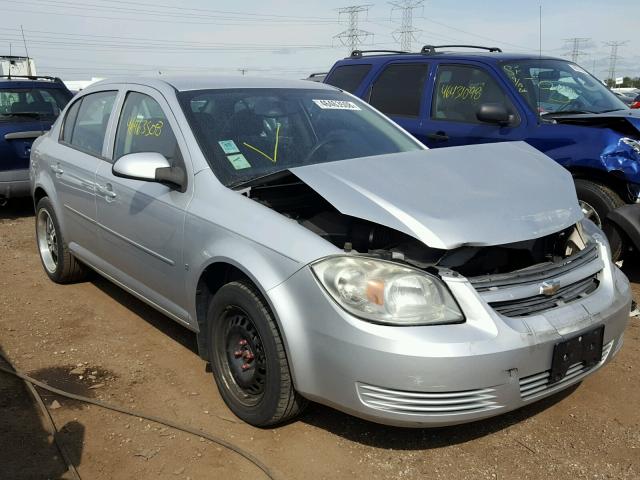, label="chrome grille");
[519,340,614,400]
[470,243,598,292]
[357,383,502,416]
[489,274,599,317]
